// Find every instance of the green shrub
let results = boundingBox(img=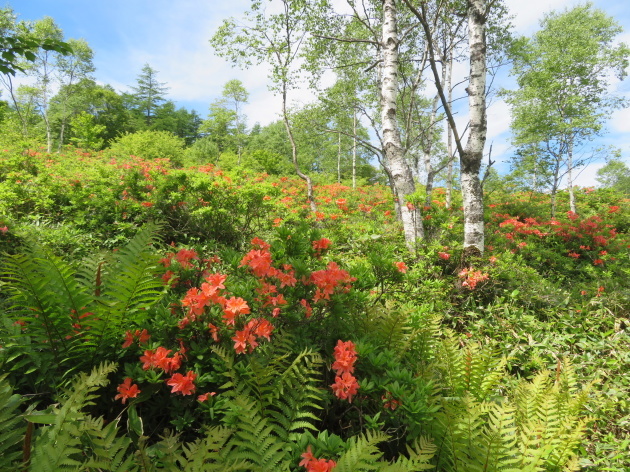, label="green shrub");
[108,130,185,166]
